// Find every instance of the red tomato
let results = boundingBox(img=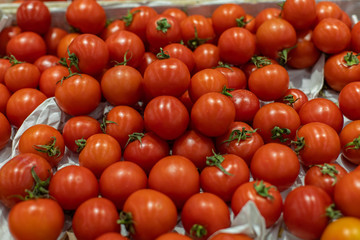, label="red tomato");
[100,19,126,40]
[101,65,142,106]
[16,0,51,34]
[321,217,360,240]
[275,88,308,113]
[0,26,21,57]
[201,153,249,202]
[216,121,264,166]
[43,27,68,56]
[5,61,40,92]
[66,0,106,35]
[62,115,102,153]
[79,133,122,178]
[298,98,343,133]
[49,165,99,210]
[6,88,47,128]
[8,198,64,240]
[211,3,246,35]
[312,18,351,54]
[334,171,360,218]
[229,89,260,123]
[211,233,253,240]
[120,189,178,240]
[254,8,281,31]
[315,1,343,23]
[0,111,10,150]
[144,96,189,140]
[351,22,360,52]
[96,232,129,240]
[137,51,157,76]
[241,56,278,80]
[231,180,283,228]
[282,0,316,30]
[248,64,289,101]
[181,192,231,240]
[250,143,300,191]
[162,7,187,24]
[99,161,147,210]
[305,163,347,198]
[39,65,69,98]
[104,105,144,148]
[56,33,80,59]
[34,55,60,73]
[55,73,101,116]
[193,43,220,72]
[163,43,195,73]
[106,30,145,69]
[66,34,109,76]
[123,132,169,174]
[292,122,341,166]
[218,27,256,65]
[215,65,247,90]
[0,153,52,208]
[156,232,191,240]
[72,197,120,240]
[149,155,200,209]
[339,81,360,120]
[340,120,360,164]
[283,186,332,240]
[0,58,11,84]
[0,83,11,114]
[6,32,46,63]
